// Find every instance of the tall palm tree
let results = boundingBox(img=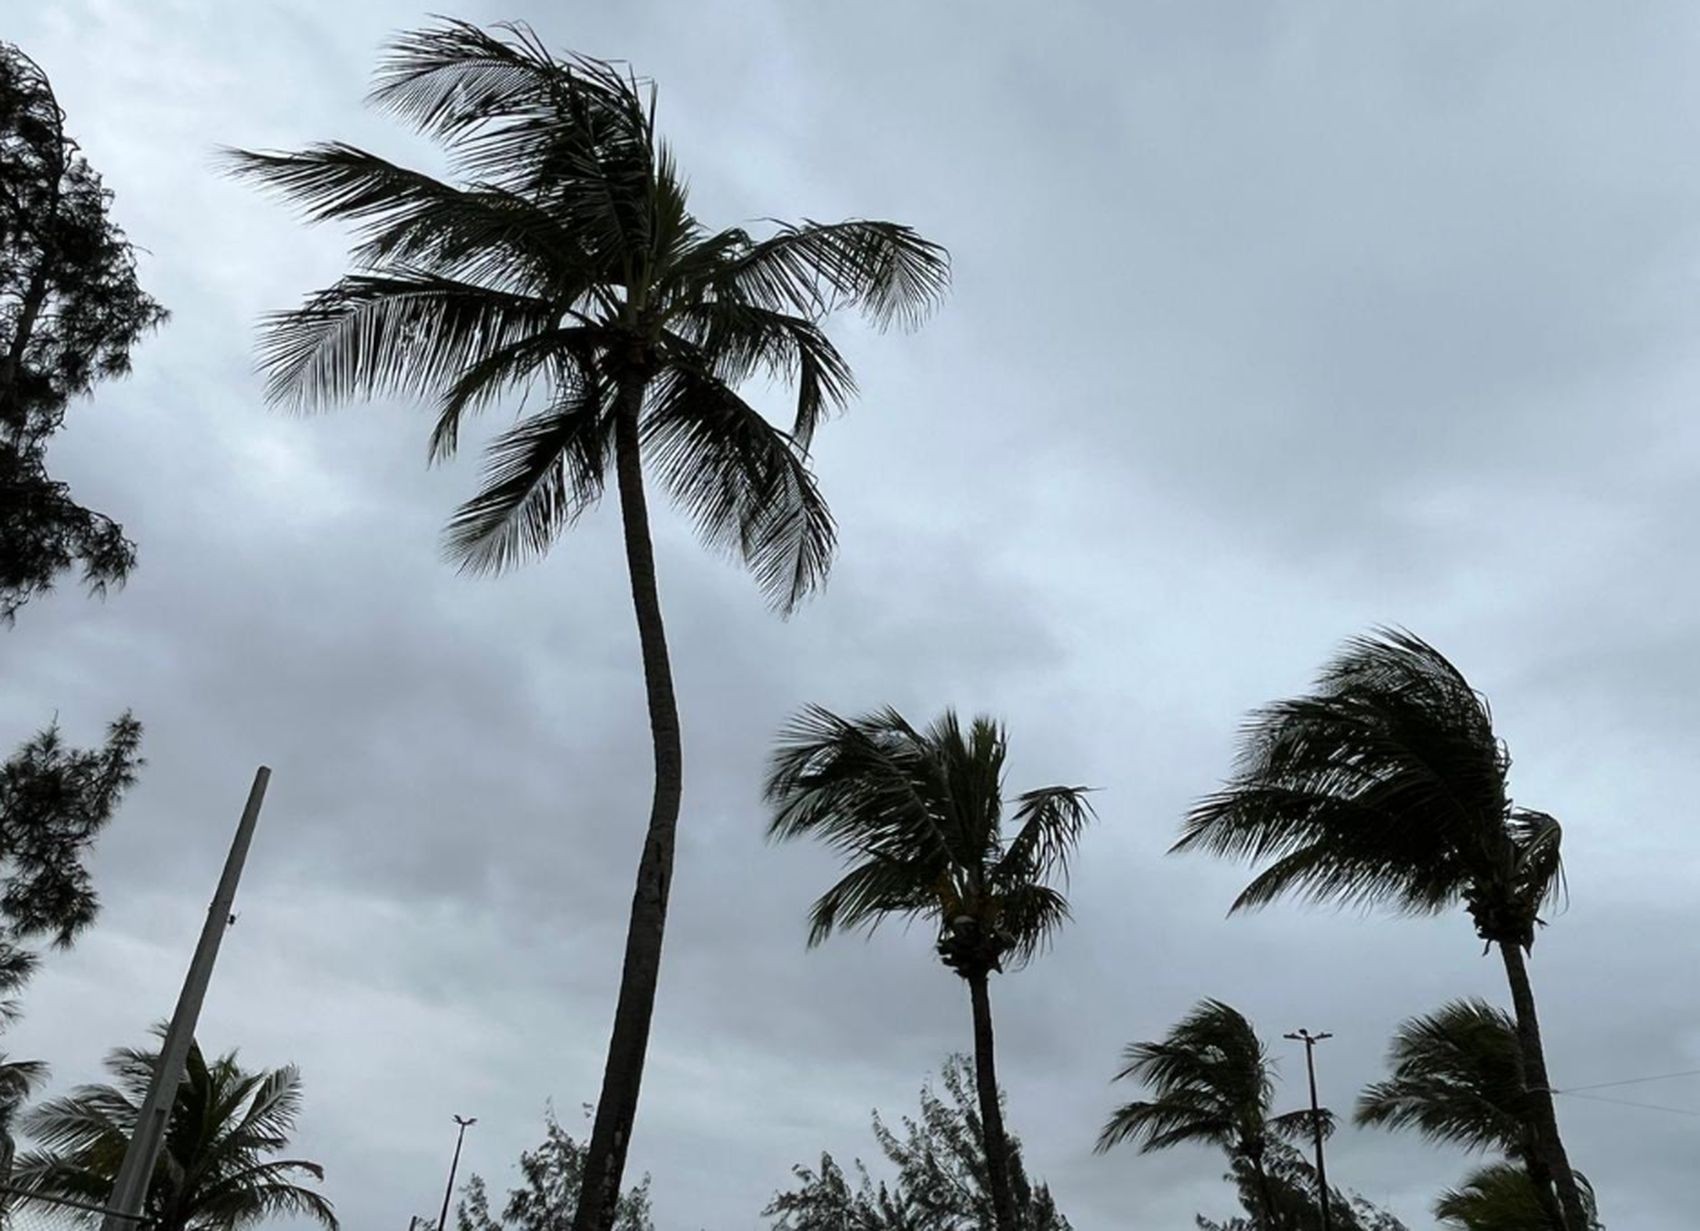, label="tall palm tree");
[1173,630,1589,1230]
[1096,999,1326,1230]
[765,706,1093,1231]
[15,1036,335,1231]
[225,22,948,1230]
